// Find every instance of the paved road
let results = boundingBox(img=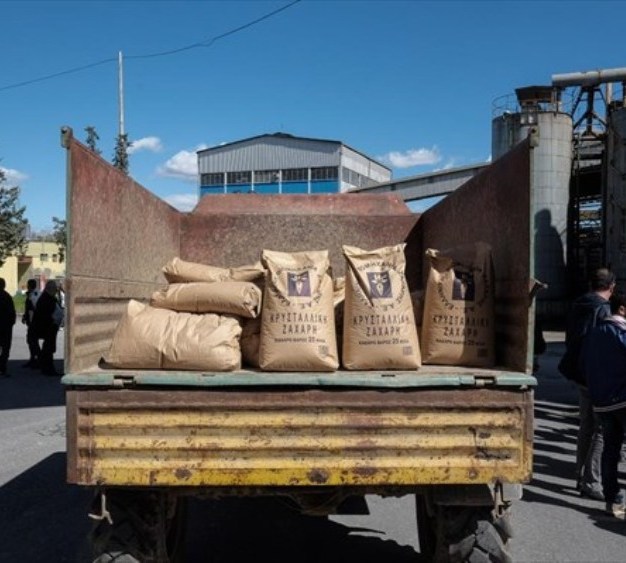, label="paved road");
[0,324,625,561]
